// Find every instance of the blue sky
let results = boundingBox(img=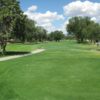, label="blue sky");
[20,0,71,13]
[20,0,100,33]
[20,0,99,12]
